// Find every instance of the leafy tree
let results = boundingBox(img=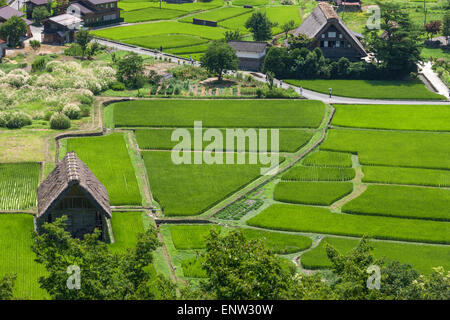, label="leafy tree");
[442,12,450,40]
[74,29,93,59]
[0,16,27,47]
[32,6,50,25]
[245,12,276,41]
[201,229,296,299]
[262,46,290,78]
[86,41,101,59]
[287,34,314,50]
[117,53,145,88]
[424,20,442,40]
[405,267,450,300]
[281,20,295,39]
[31,217,175,300]
[0,274,16,300]
[29,40,41,52]
[224,30,242,42]
[200,41,238,81]
[364,1,424,78]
